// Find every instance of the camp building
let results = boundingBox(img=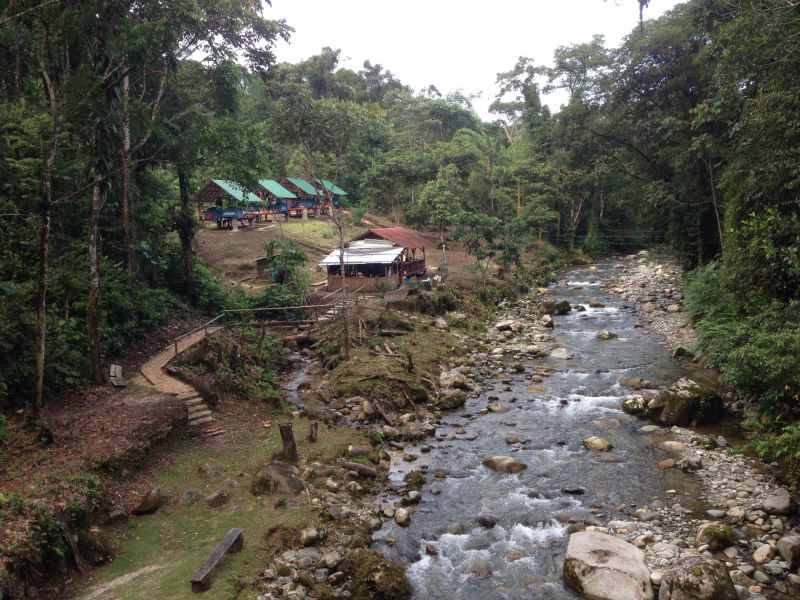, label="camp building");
[318,227,428,292]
